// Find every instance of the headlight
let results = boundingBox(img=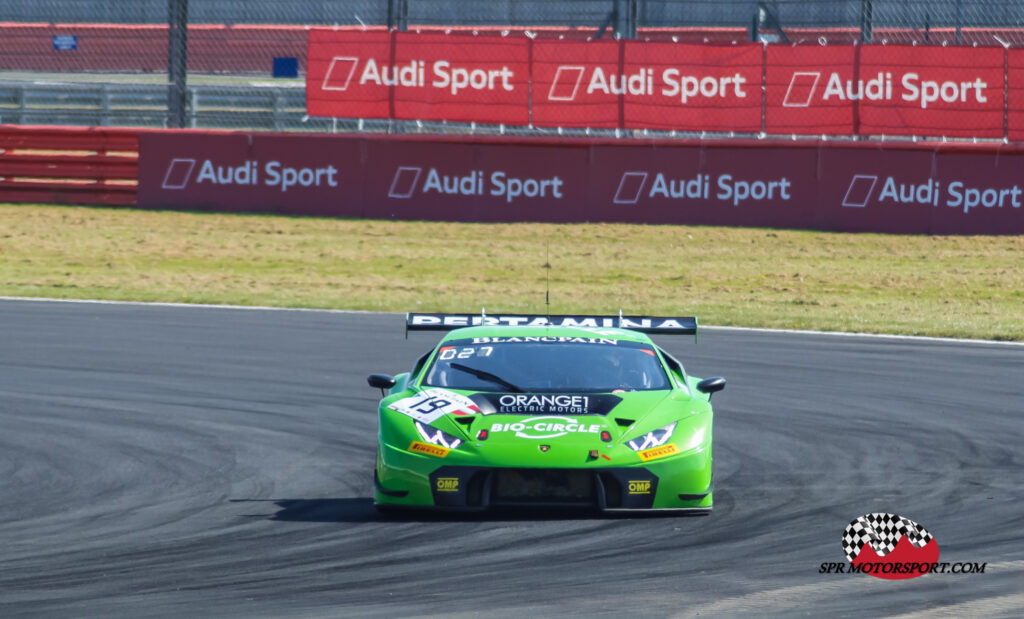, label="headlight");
[415,421,463,449]
[626,422,677,452]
